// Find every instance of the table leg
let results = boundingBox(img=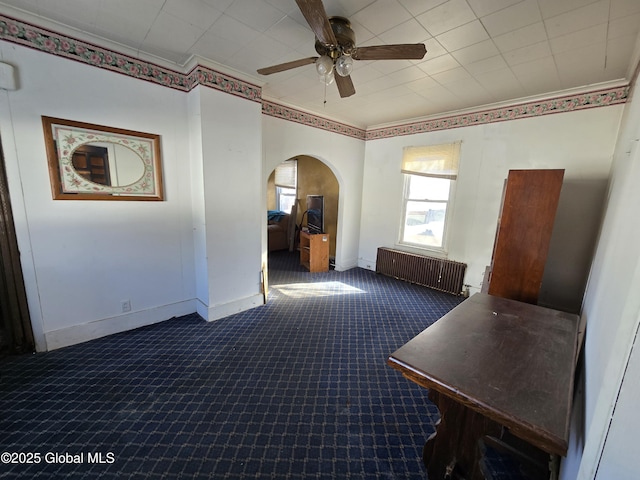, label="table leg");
[424,390,502,480]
